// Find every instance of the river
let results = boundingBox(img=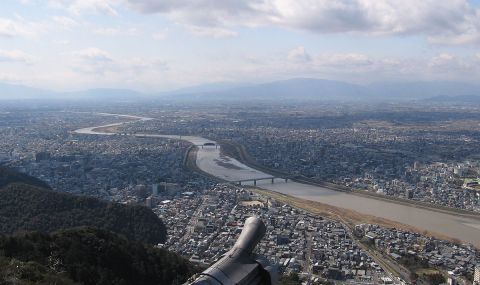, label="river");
[74,113,480,247]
